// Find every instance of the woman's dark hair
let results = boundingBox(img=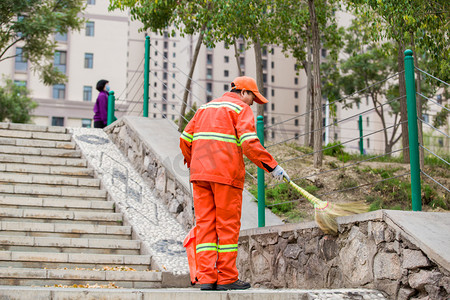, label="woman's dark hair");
[96,79,109,92]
